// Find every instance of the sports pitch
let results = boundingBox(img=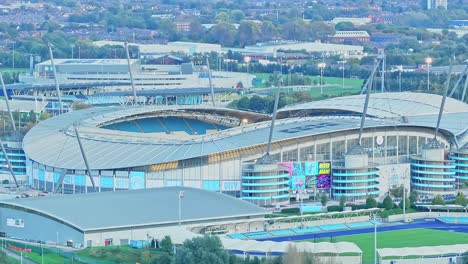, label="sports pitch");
[312,228,468,263]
